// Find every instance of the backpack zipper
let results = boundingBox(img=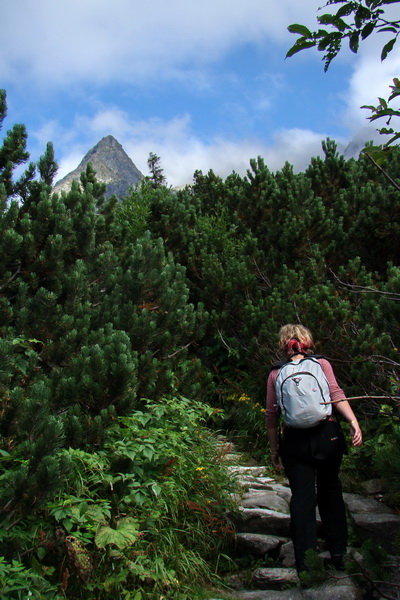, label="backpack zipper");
[279,371,329,410]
